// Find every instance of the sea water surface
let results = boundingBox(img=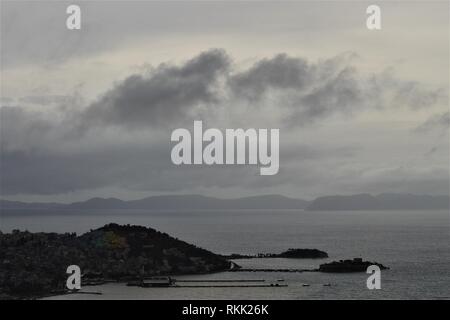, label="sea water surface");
[1,209,449,299]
